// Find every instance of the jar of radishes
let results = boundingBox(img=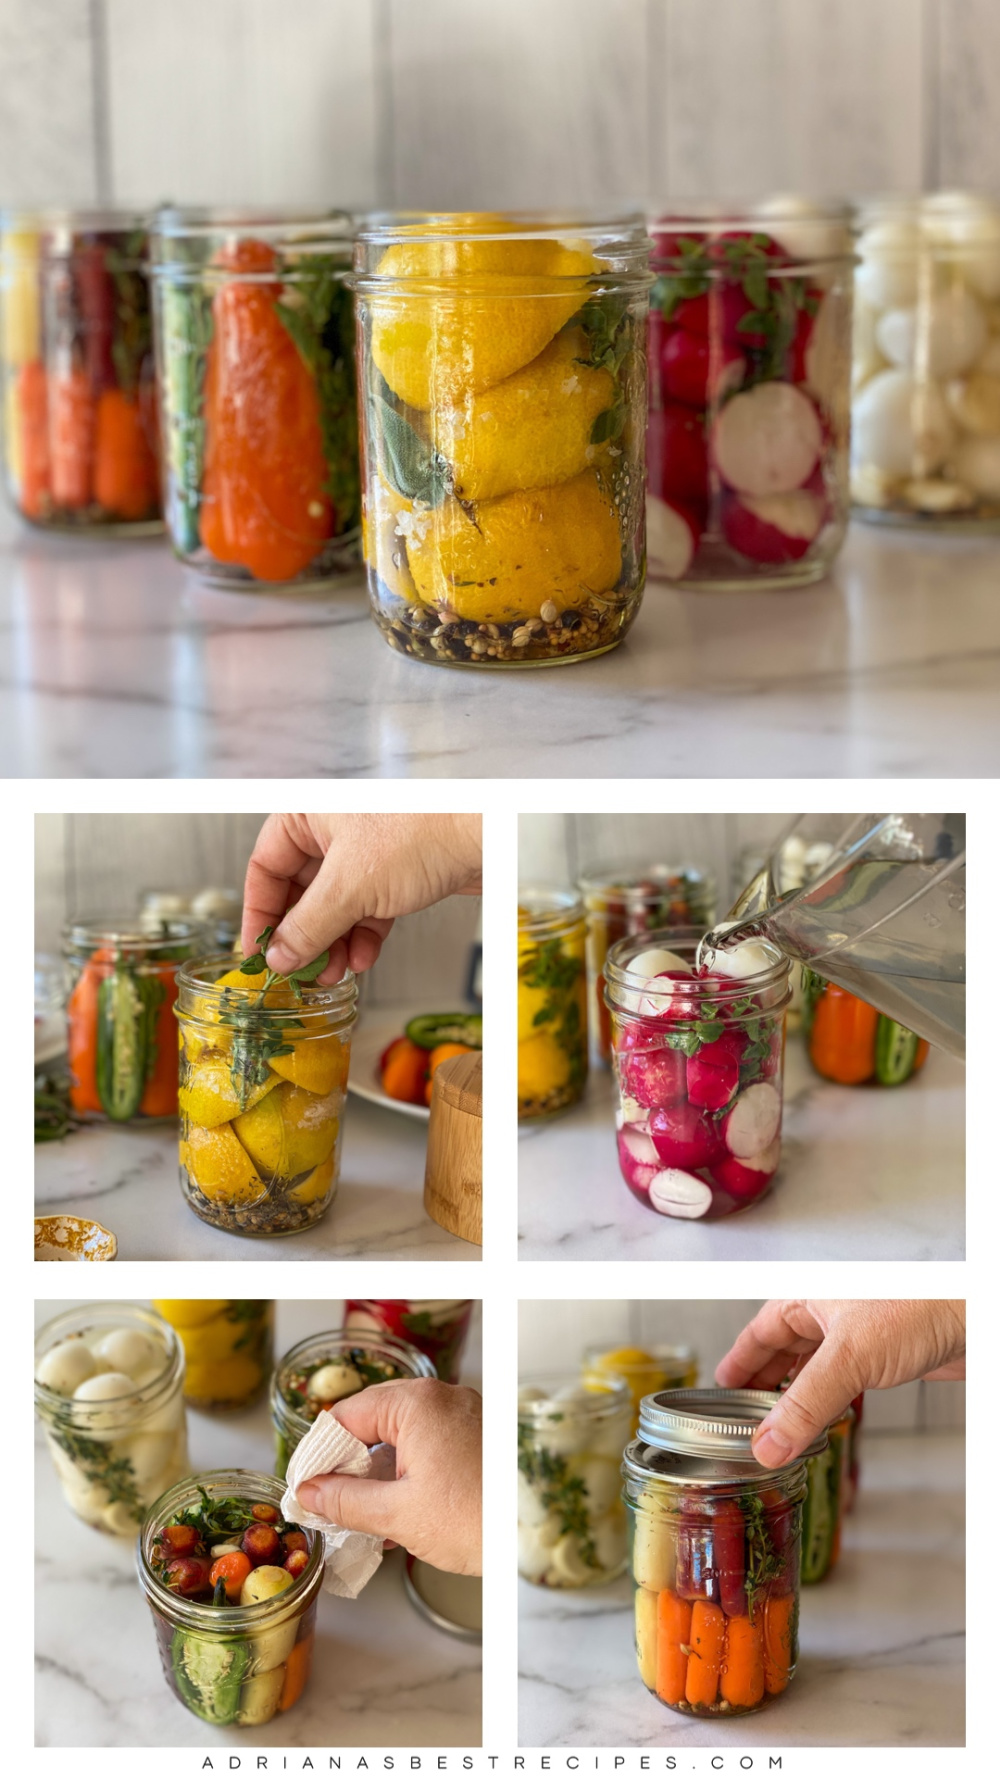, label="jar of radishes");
[647,202,854,587]
[852,193,1000,525]
[605,928,791,1220]
[579,869,716,1068]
